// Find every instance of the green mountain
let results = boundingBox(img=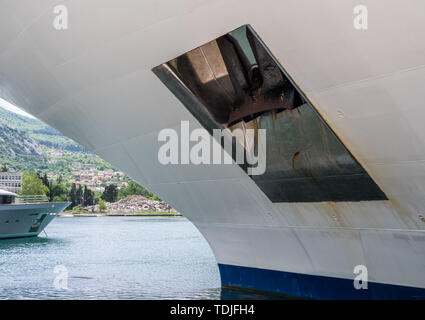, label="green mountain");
[0,123,43,157]
[0,107,41,130]
[0,106,114,178]
[0,107,88,153]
